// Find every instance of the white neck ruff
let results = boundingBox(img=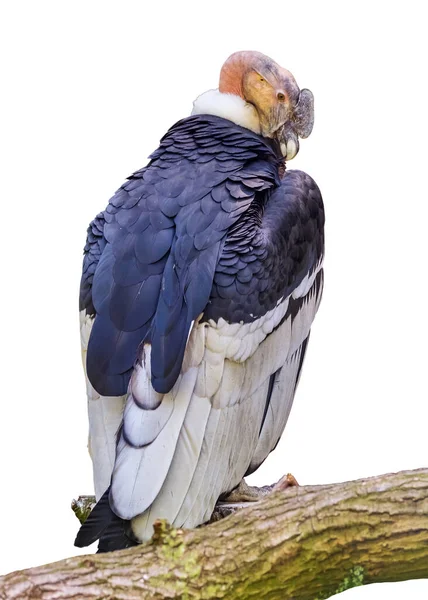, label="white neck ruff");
[191,89,261,135]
